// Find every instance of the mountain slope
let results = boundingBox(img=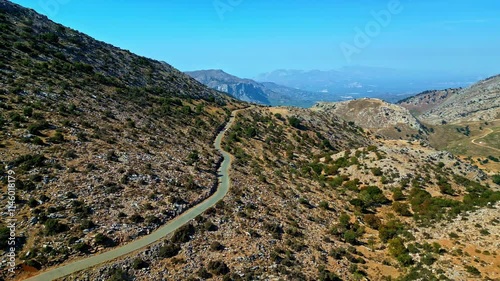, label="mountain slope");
[186,69,271,104]
[397,88,462,116]
[74,107,499,281]
[313,99,427,140]
[0,1,244,279]
[417,75,500,125]
[186,69,321,107]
